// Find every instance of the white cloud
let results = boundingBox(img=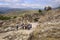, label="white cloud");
[0,0,60,8]
[21,3,54,8]
[21,4,40,7]
[0,3,10,7]
[0,0,19,2]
